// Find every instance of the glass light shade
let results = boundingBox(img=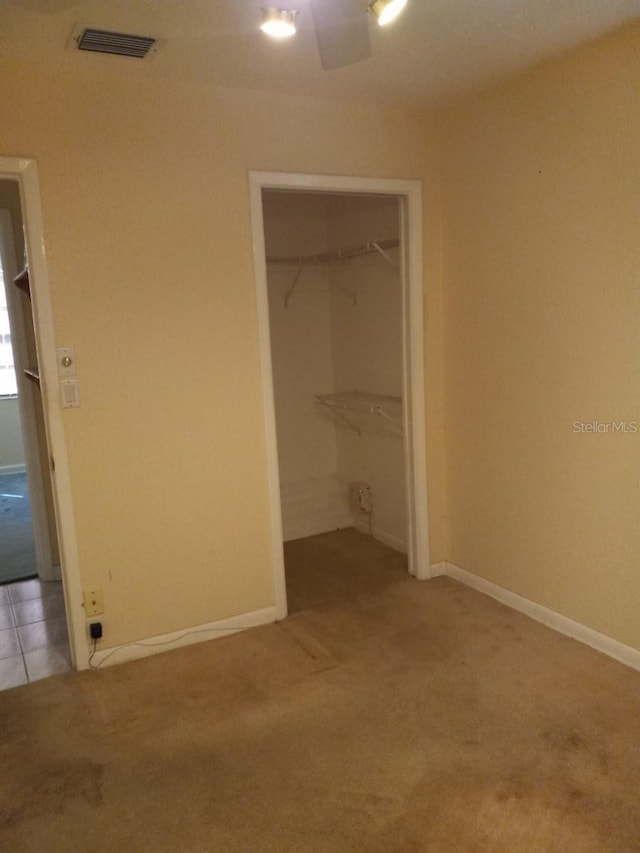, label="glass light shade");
[260,8,297,39]
[370,0,408,27]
